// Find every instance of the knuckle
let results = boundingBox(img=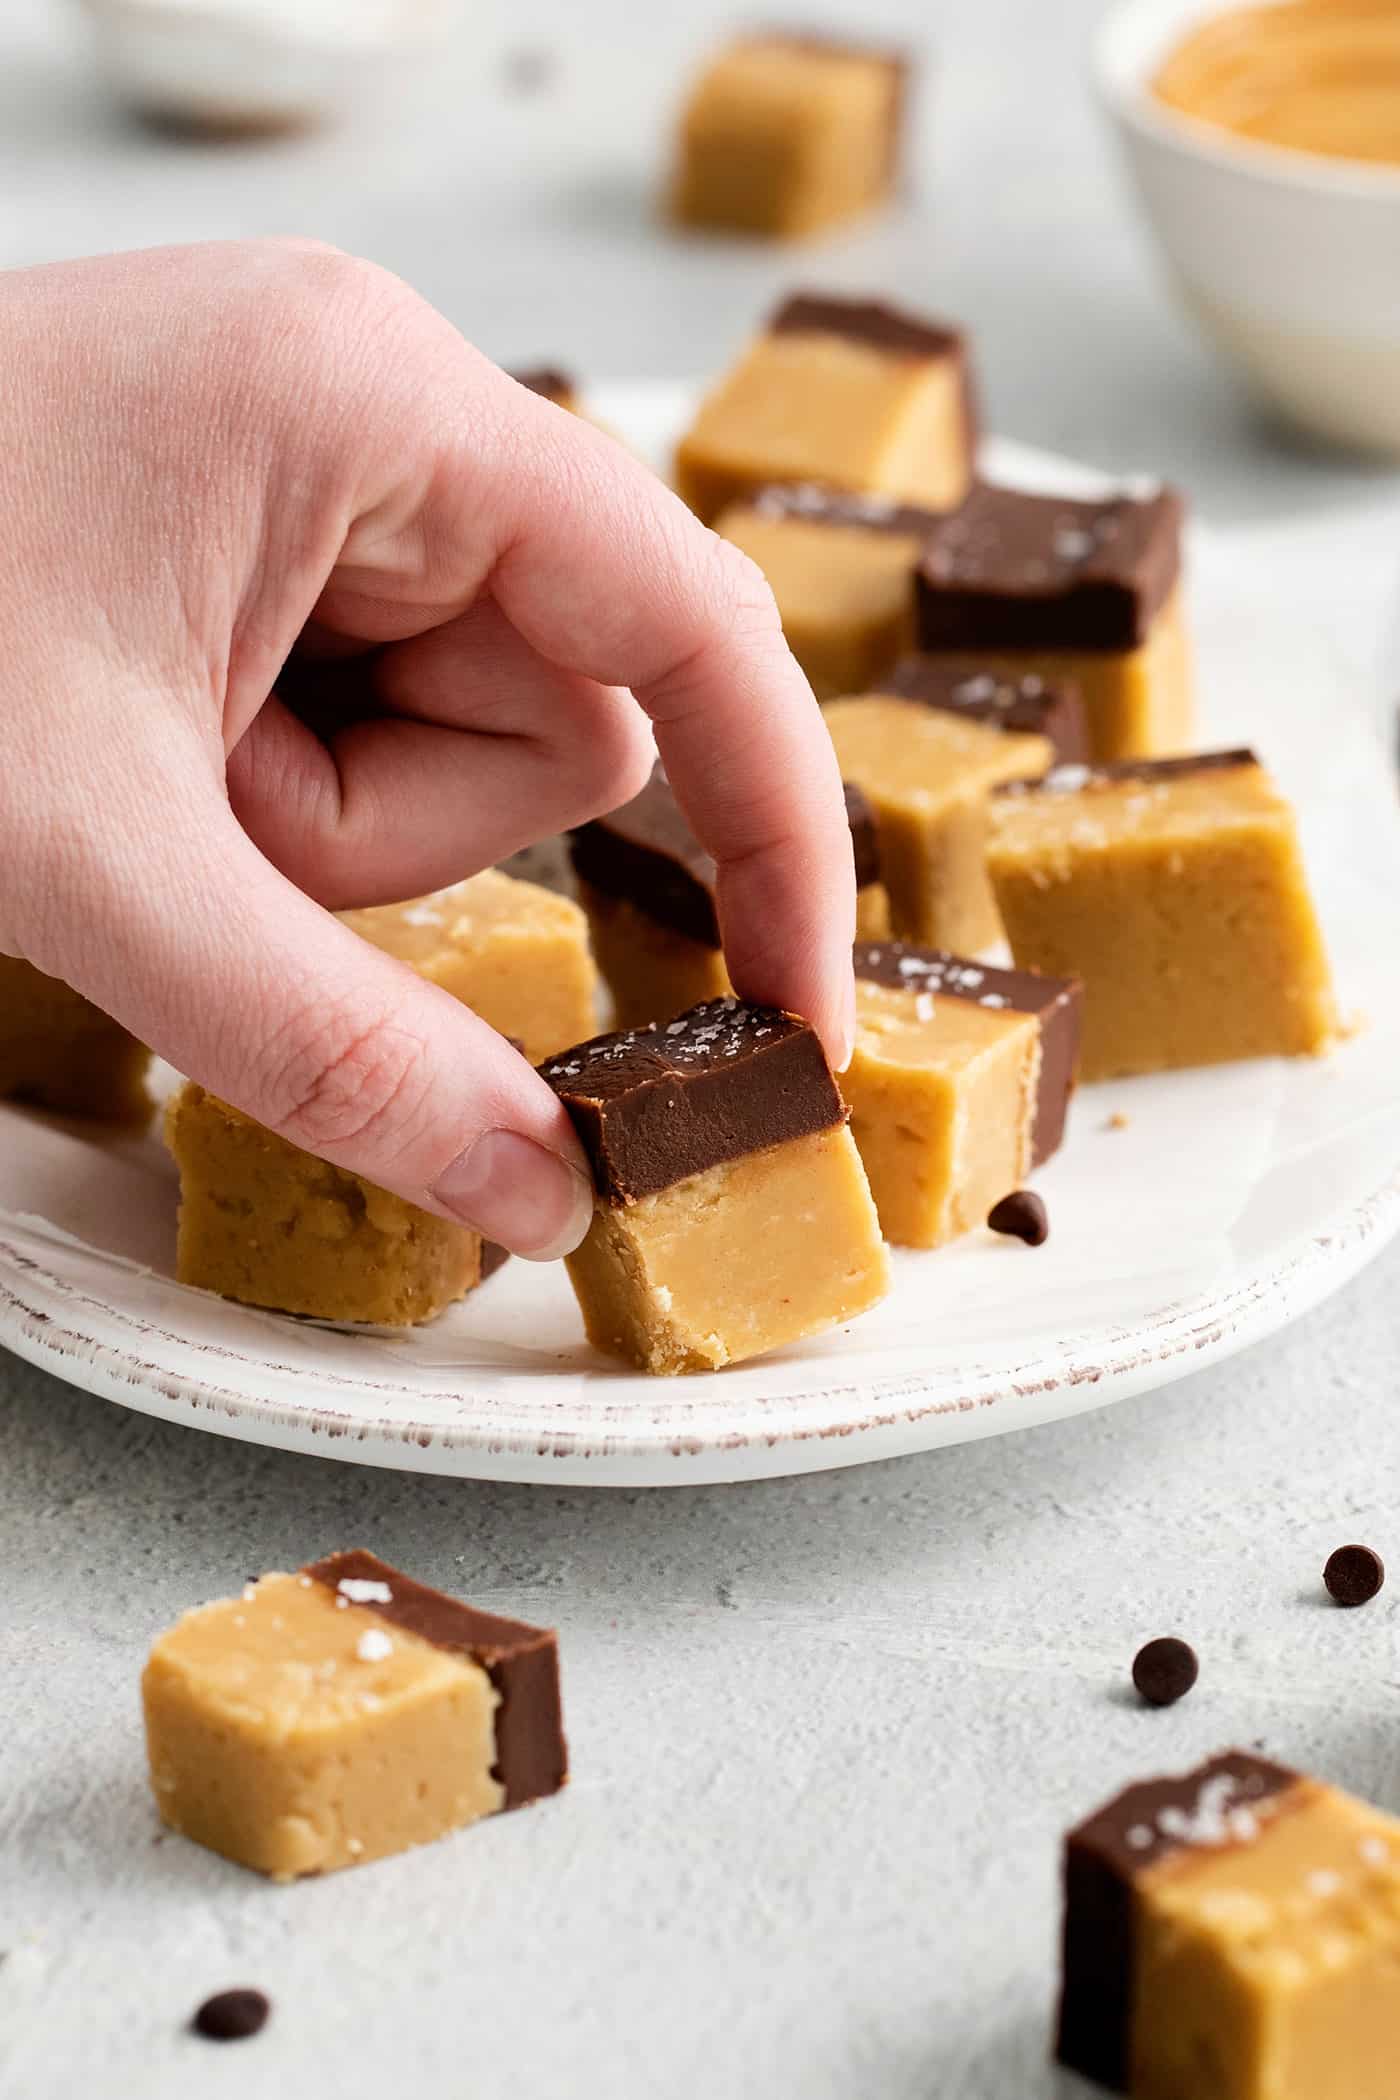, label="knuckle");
[260,1002,435,1162]
[707,535,784,636]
